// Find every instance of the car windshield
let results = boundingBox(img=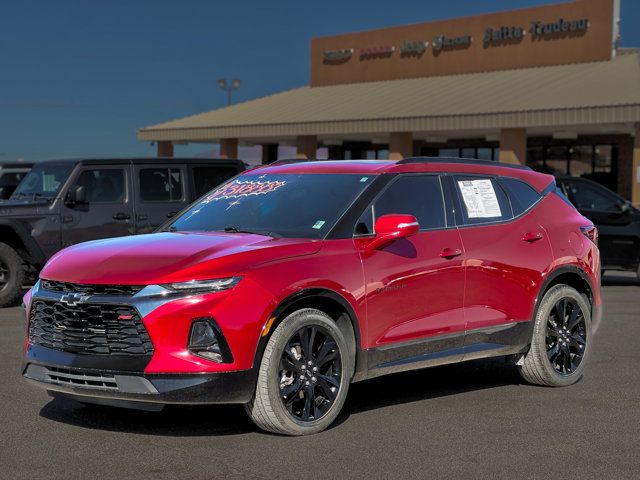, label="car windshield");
[169,173,376,239]
[11,164,73,200]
